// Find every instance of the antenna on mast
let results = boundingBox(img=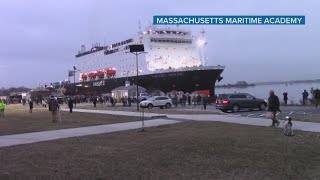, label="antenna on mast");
[200,26,206,37]
[138,20,142,34]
